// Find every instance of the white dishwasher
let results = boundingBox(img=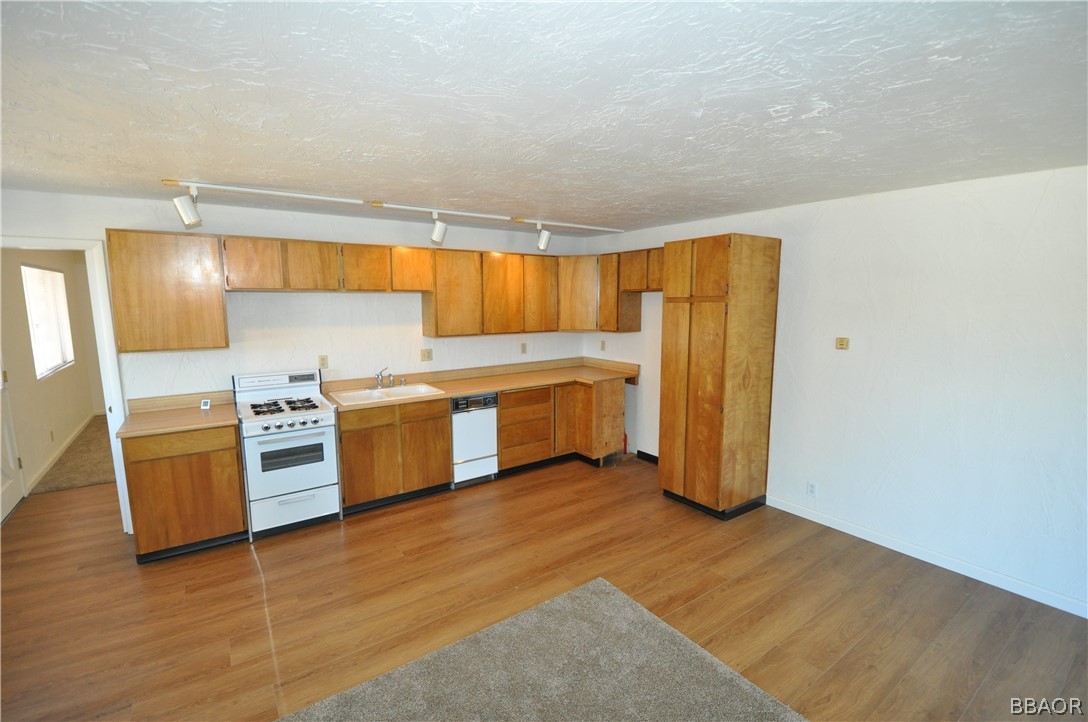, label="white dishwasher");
[450,392,498,487]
